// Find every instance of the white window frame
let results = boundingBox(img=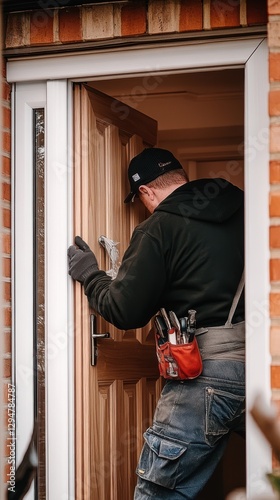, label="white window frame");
[9,36,270,498]
[13,81,74,500]
[13,82,46,500]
